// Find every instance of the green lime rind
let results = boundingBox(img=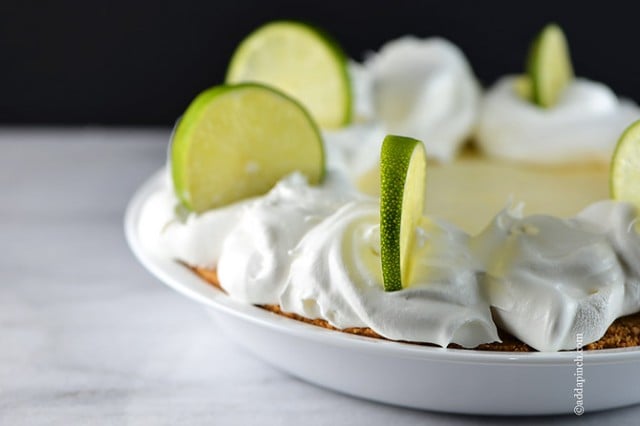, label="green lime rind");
[226,20,352,128]
[610,119,640,206]
[302,22,353,126]
[526,23,574,108]
[380,135,427,292]
[172,82,325,213]
[171,84,226,211]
